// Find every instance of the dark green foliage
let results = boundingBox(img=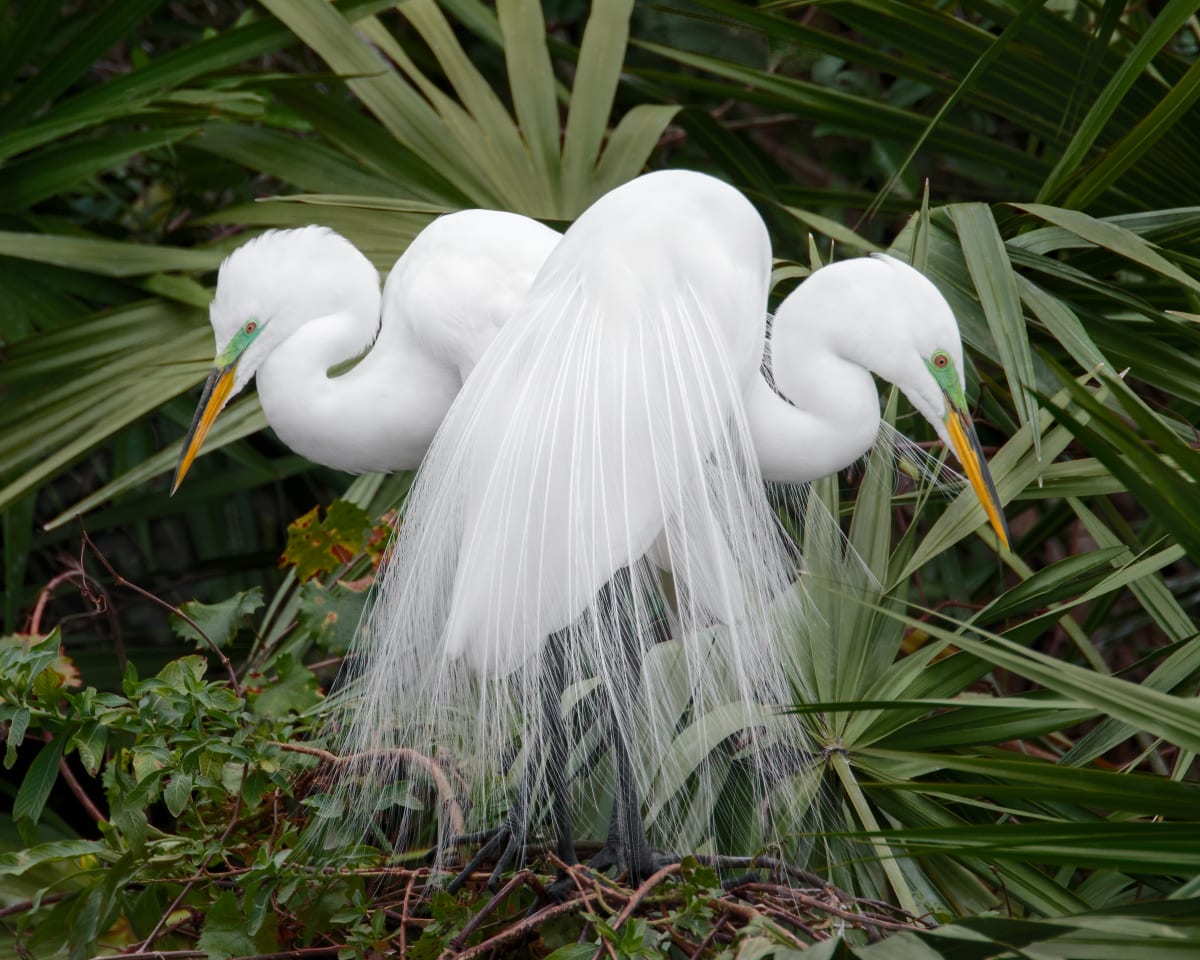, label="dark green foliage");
[2,1,1200,956]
